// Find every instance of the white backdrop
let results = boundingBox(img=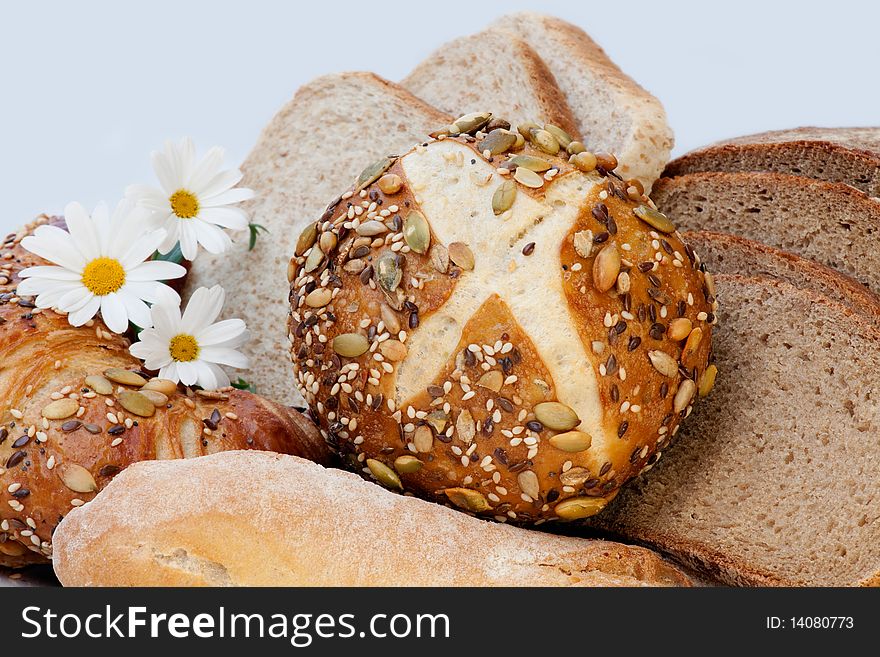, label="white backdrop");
[2,0,878,230]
